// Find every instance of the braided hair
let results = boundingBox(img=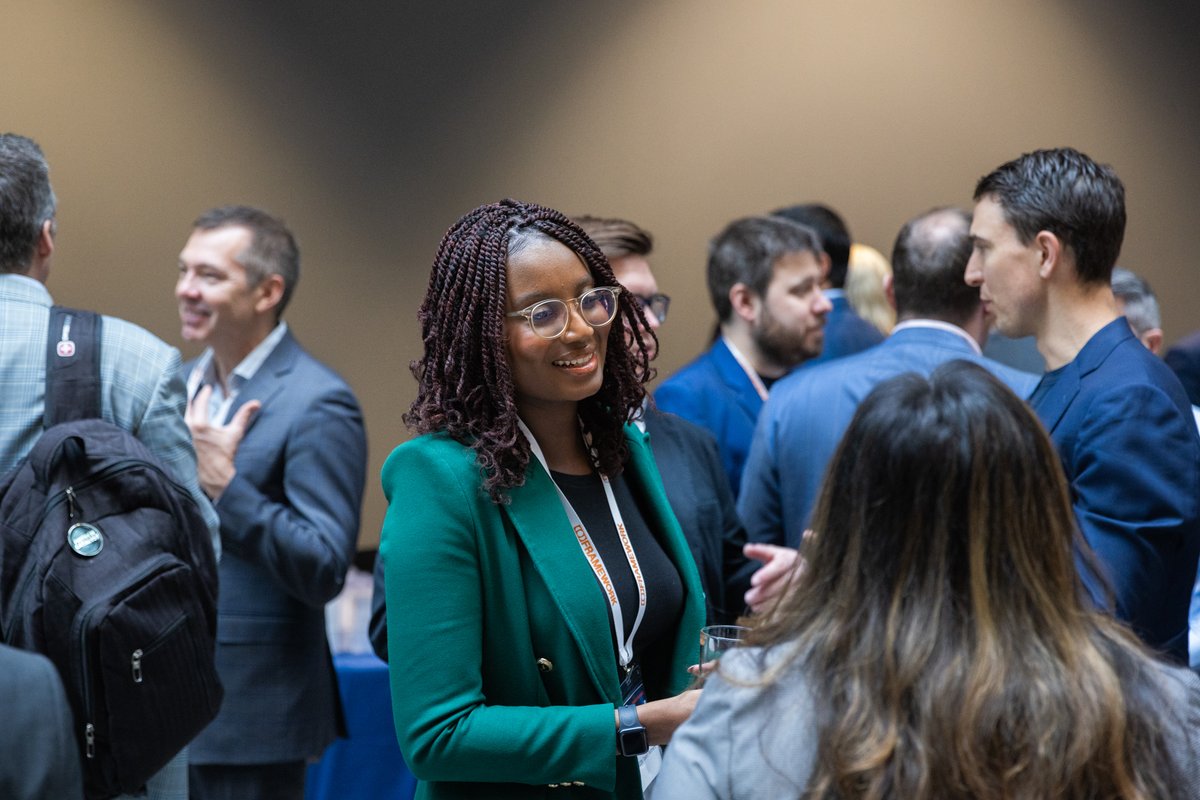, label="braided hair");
[405,199,655,503]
